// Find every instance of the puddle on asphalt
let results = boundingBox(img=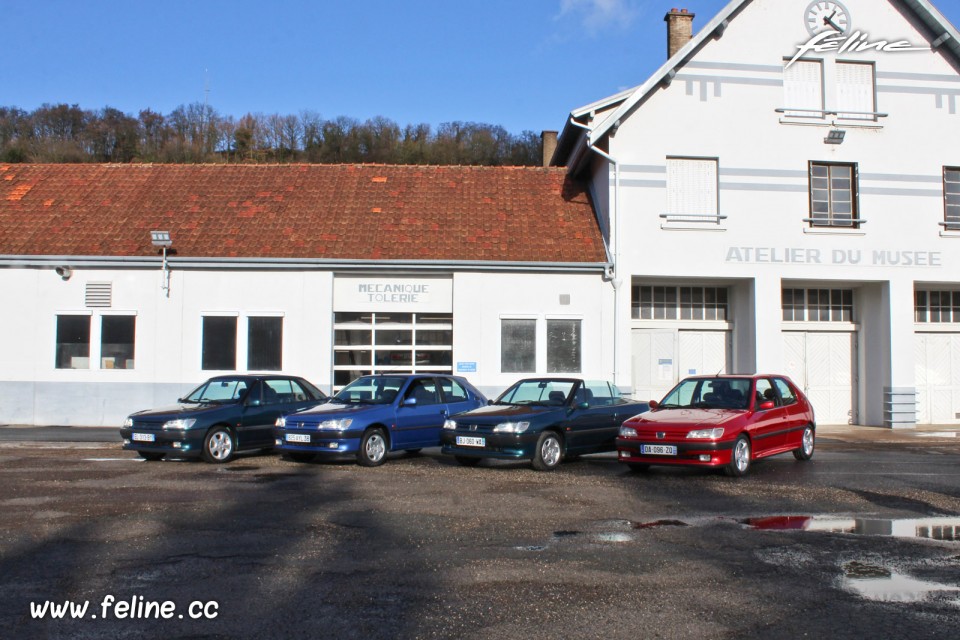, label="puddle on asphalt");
[633,519,690,530]
[841,561,960,603]
[743,516,960,542]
